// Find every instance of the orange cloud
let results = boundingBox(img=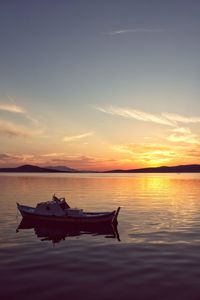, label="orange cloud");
[163,113,200,124]
[0,152,119,171]
[167,127,199,144]
[112,143,179,166]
